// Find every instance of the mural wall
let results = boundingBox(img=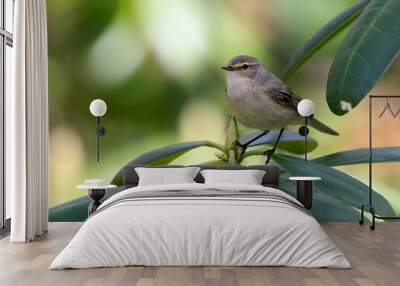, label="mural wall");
[47,0,400,221]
